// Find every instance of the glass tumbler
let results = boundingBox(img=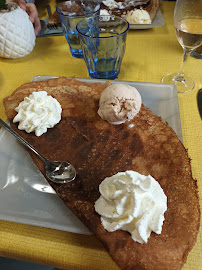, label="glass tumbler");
[76,15,129,79]
[56,0,101,58]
